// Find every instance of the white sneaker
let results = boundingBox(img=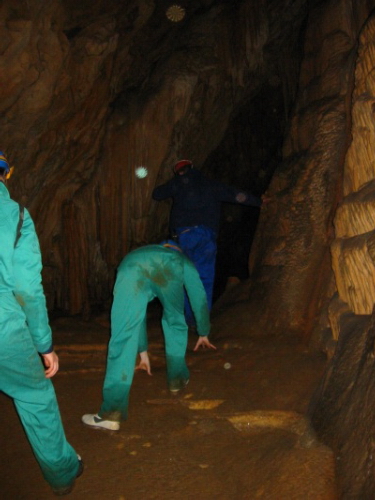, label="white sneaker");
[81,414,120,431]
